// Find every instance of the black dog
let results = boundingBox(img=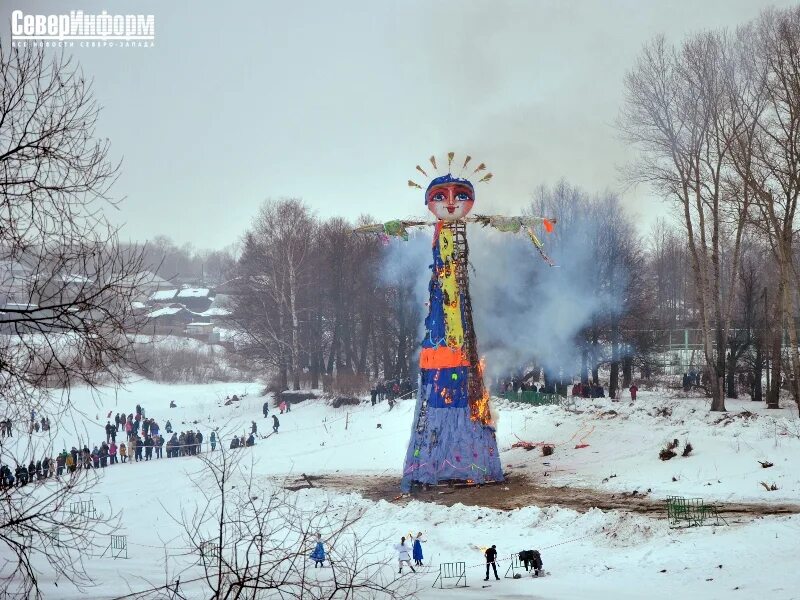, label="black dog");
[518,550,543,574]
